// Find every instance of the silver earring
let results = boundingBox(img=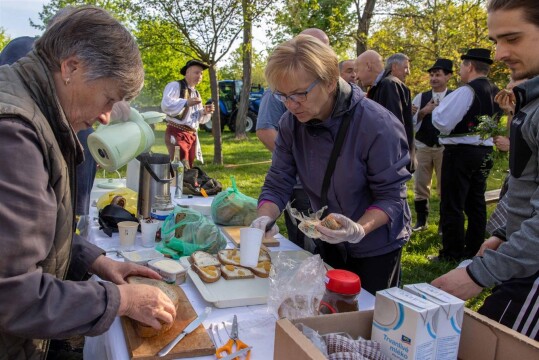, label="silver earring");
[64,78,70,86]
